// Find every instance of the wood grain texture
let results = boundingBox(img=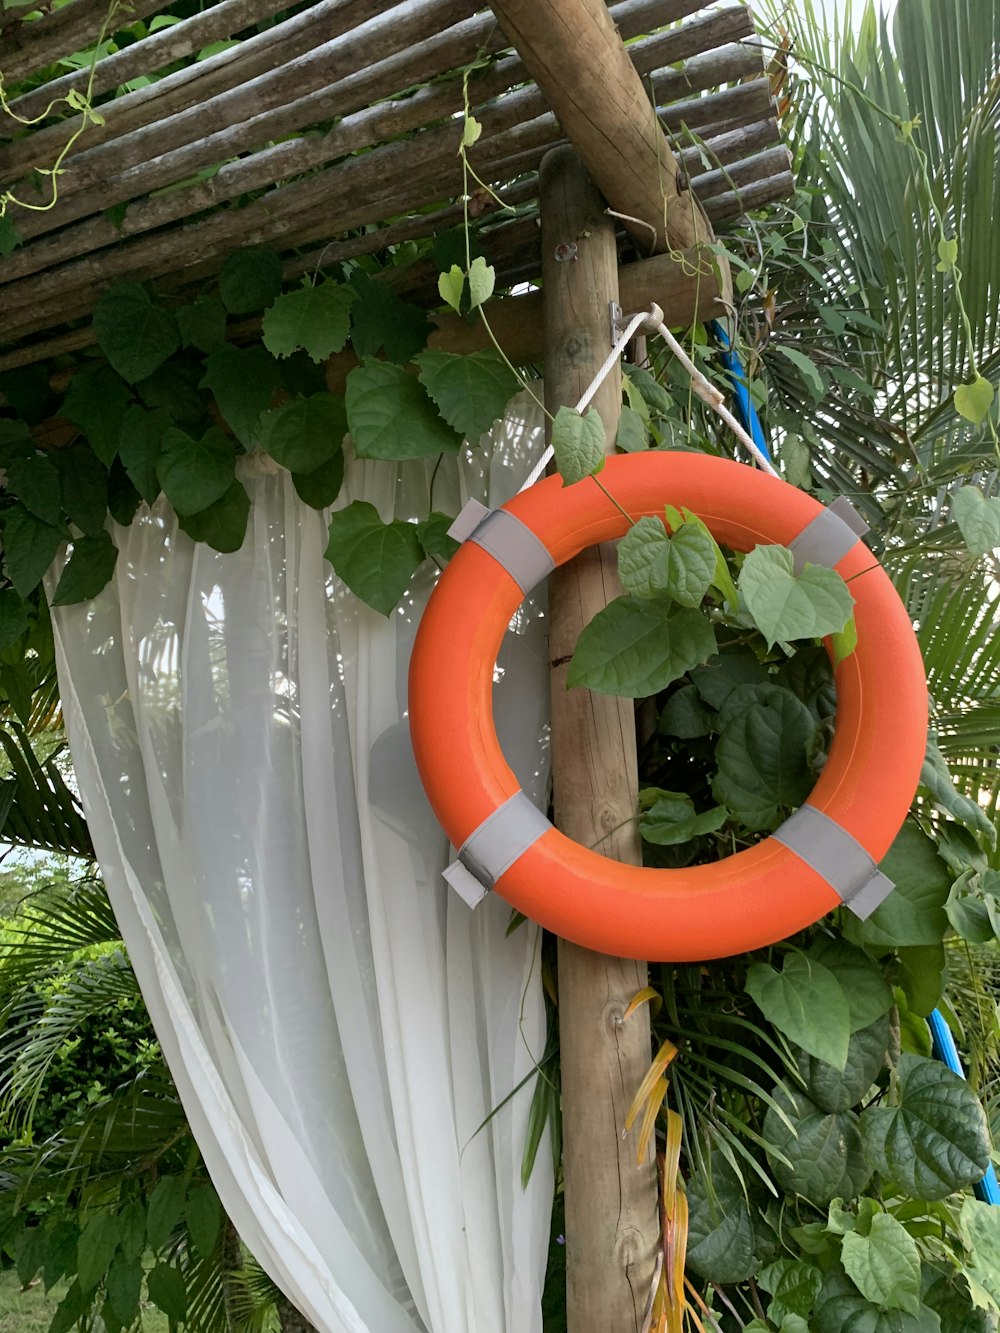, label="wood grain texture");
[541,145,659,1333]
[489,0,715,255]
